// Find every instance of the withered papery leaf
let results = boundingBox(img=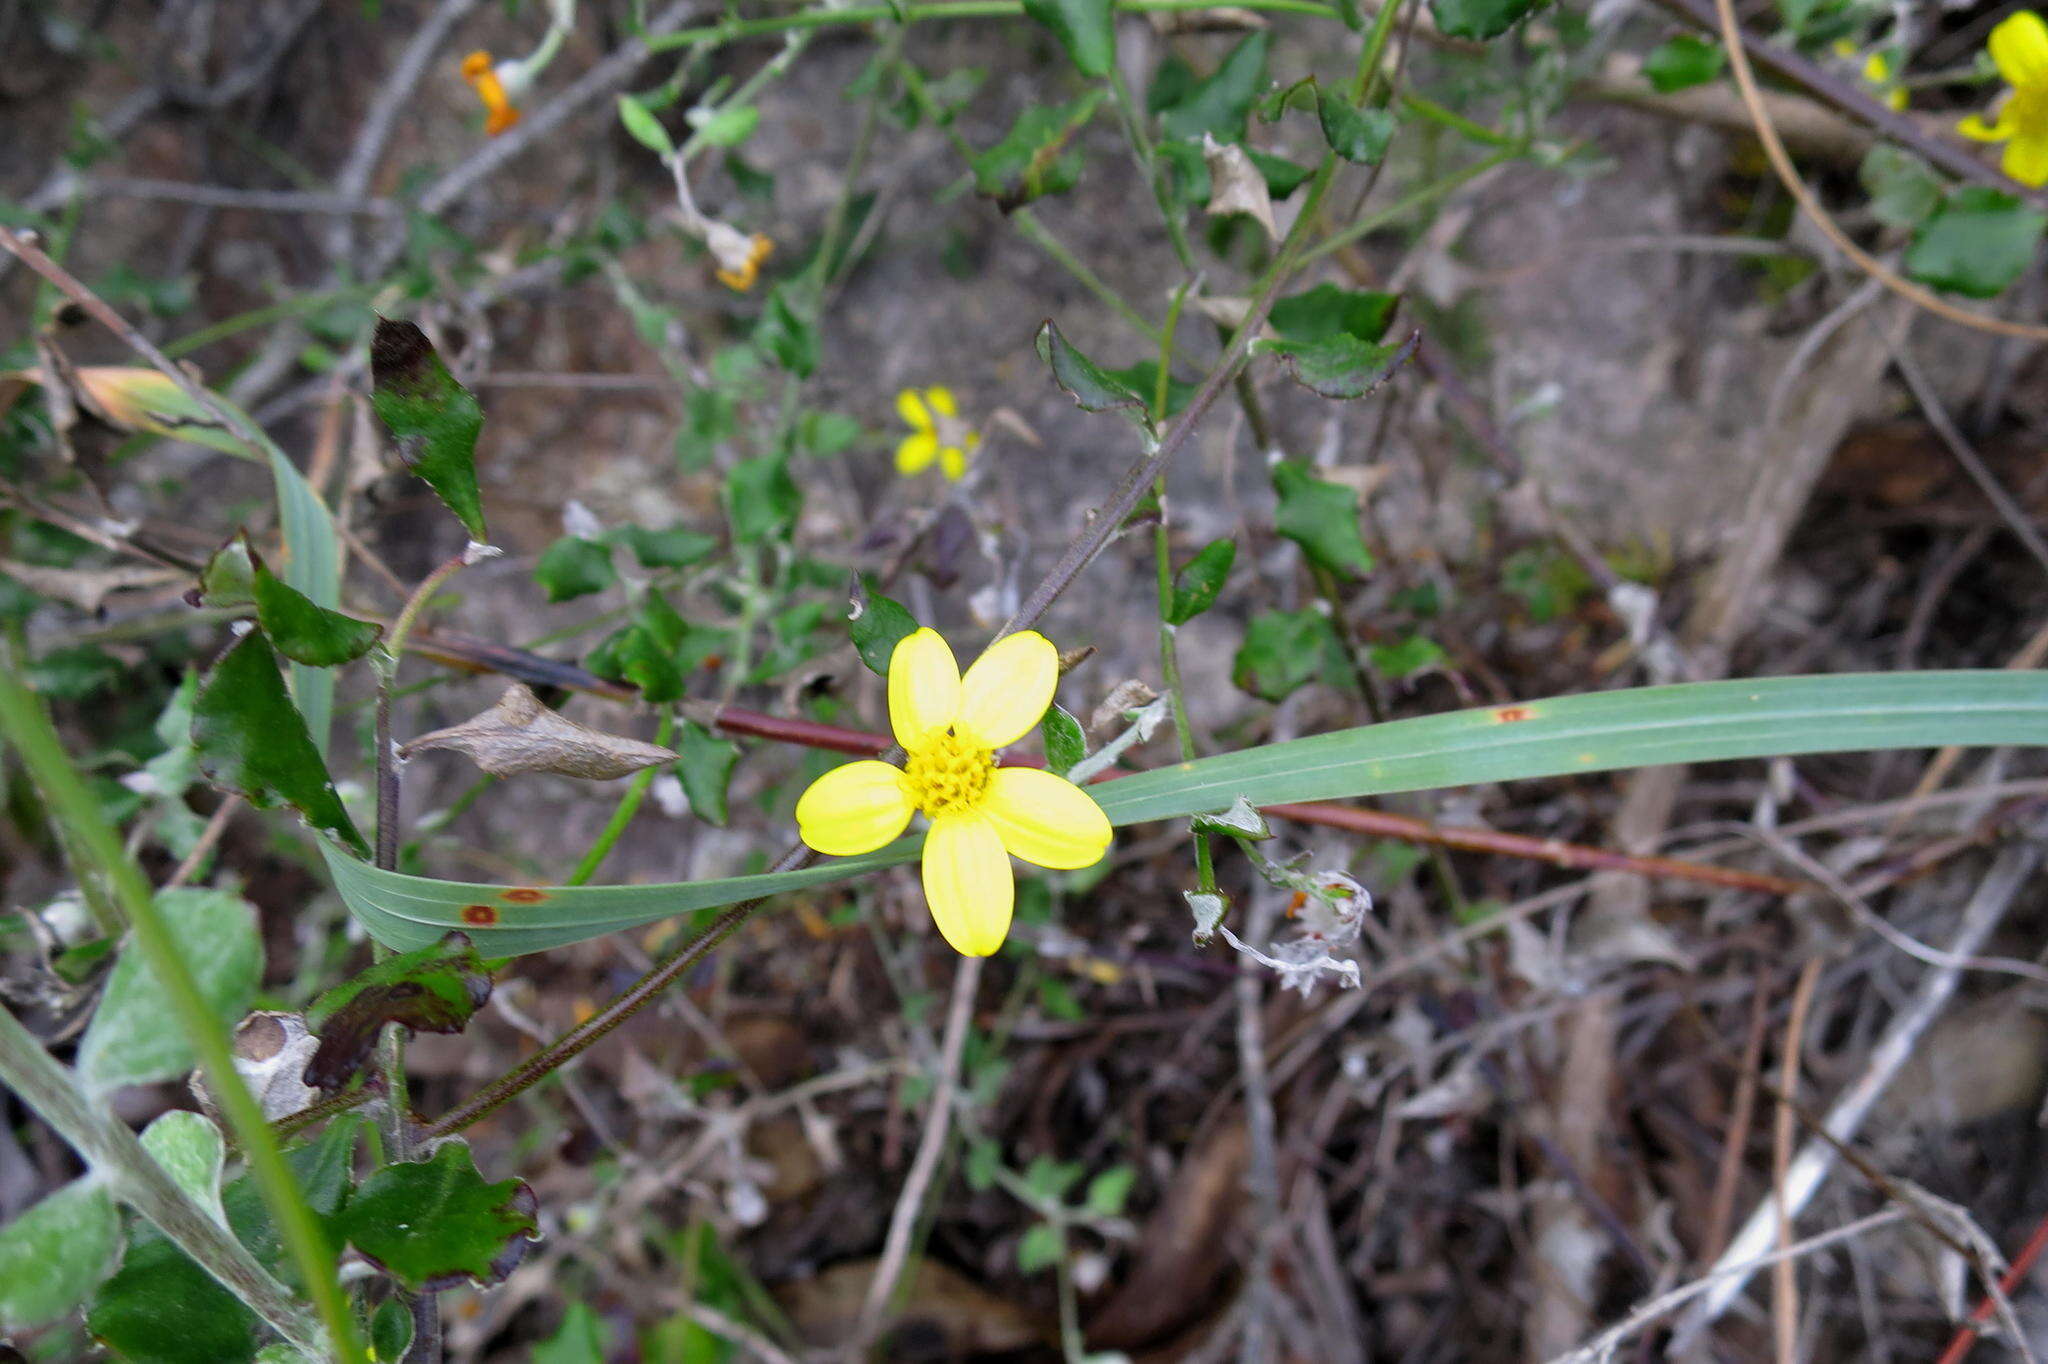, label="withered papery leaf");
[1200,134,1277,241]
[402,684,678,780]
